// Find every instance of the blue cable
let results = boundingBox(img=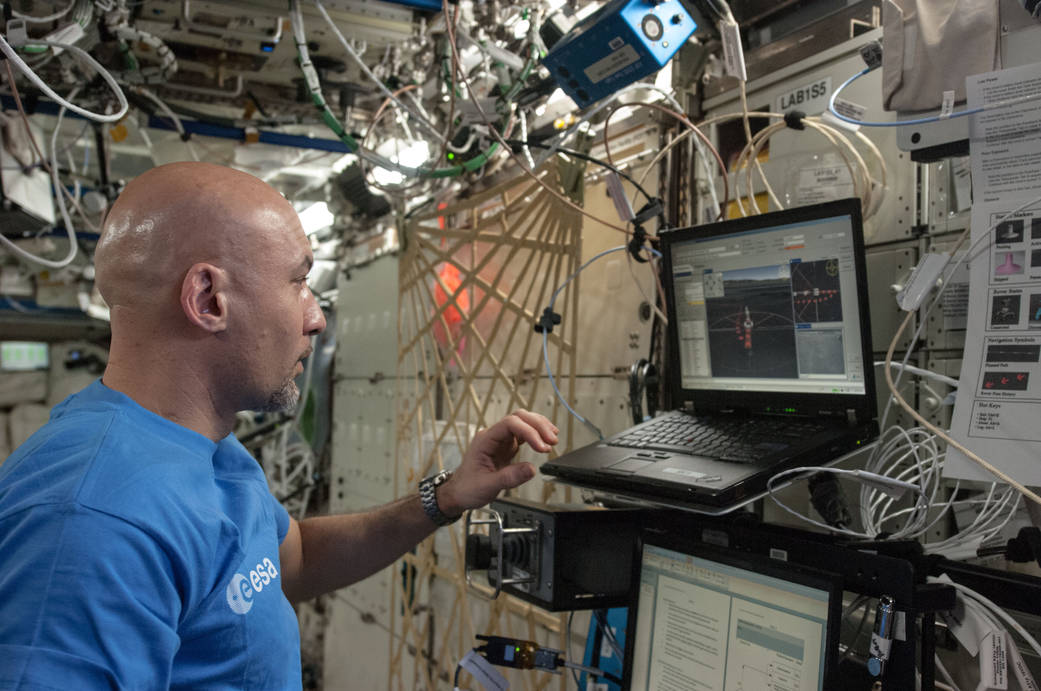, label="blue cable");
[827,67,987,128]
[541,244,662,441]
